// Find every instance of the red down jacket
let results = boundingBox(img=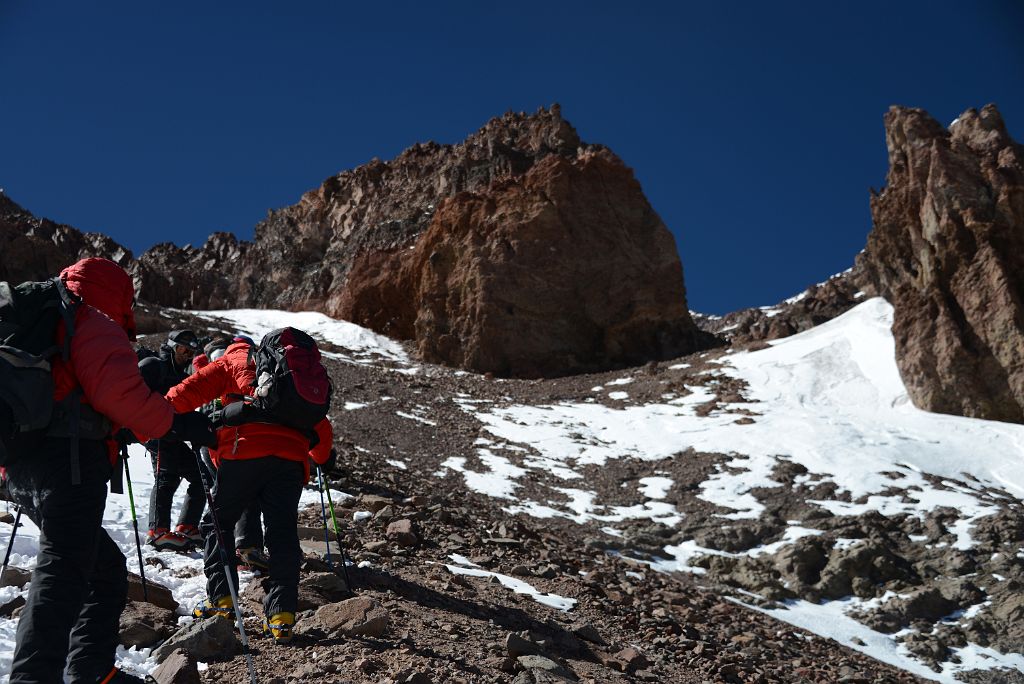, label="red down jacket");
[52,258,175,461]
[165,341,332,481]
